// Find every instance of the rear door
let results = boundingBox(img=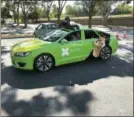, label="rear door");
[81,30,99,58]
